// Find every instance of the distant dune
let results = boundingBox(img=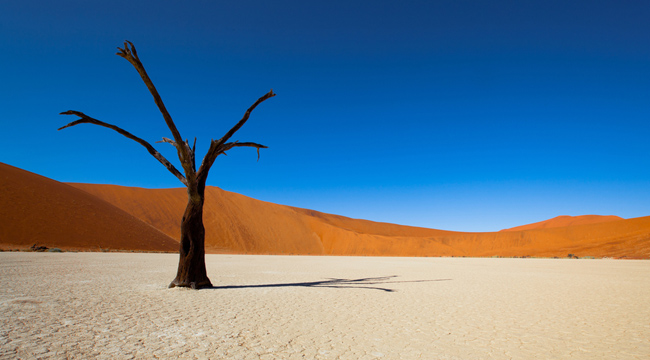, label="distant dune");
[0,163,177,252]
[2,162,649,258]
[70,182,650,259]
[500,215,624,232]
